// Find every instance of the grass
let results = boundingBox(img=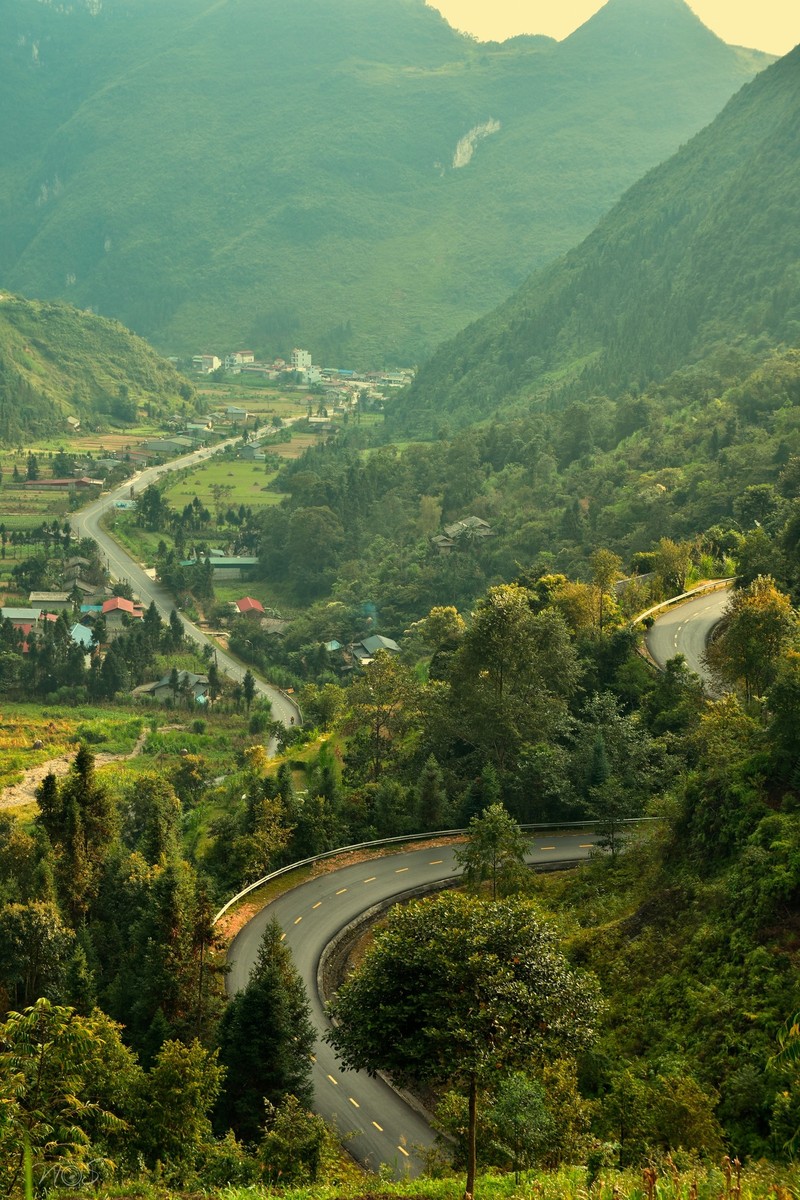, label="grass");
[99,426,322,570]
[0,705,145,790]
[162,458,285,510]
[39,1162,800,1200]
[212,580,290,609]
[102,513,174,564]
